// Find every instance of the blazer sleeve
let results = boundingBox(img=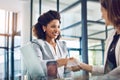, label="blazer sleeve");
[20,41,47,79]
[92,65,104,75]
[31,40,44,60]
[99,66,120,80]
[107,66,120,76]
